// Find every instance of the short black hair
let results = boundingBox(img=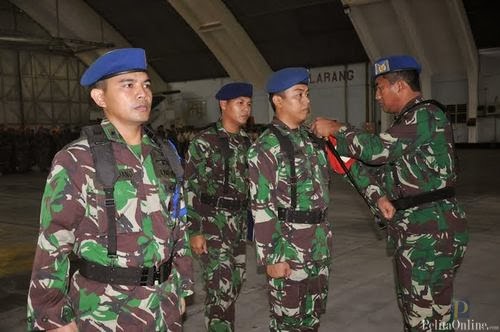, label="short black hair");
[93,79,107,90]
[268,94,276,112]
[383,70,421,92]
